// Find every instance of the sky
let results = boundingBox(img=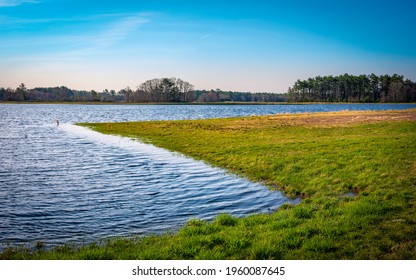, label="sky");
[0,0,415,93]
